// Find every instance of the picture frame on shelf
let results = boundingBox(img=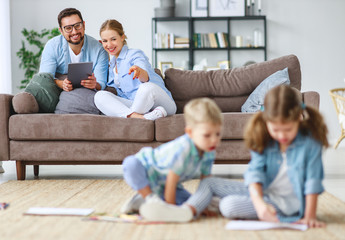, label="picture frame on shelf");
[217,60,230,69]
[209,0,245,17]
[190,0,208,17]
[159,62,173,75]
